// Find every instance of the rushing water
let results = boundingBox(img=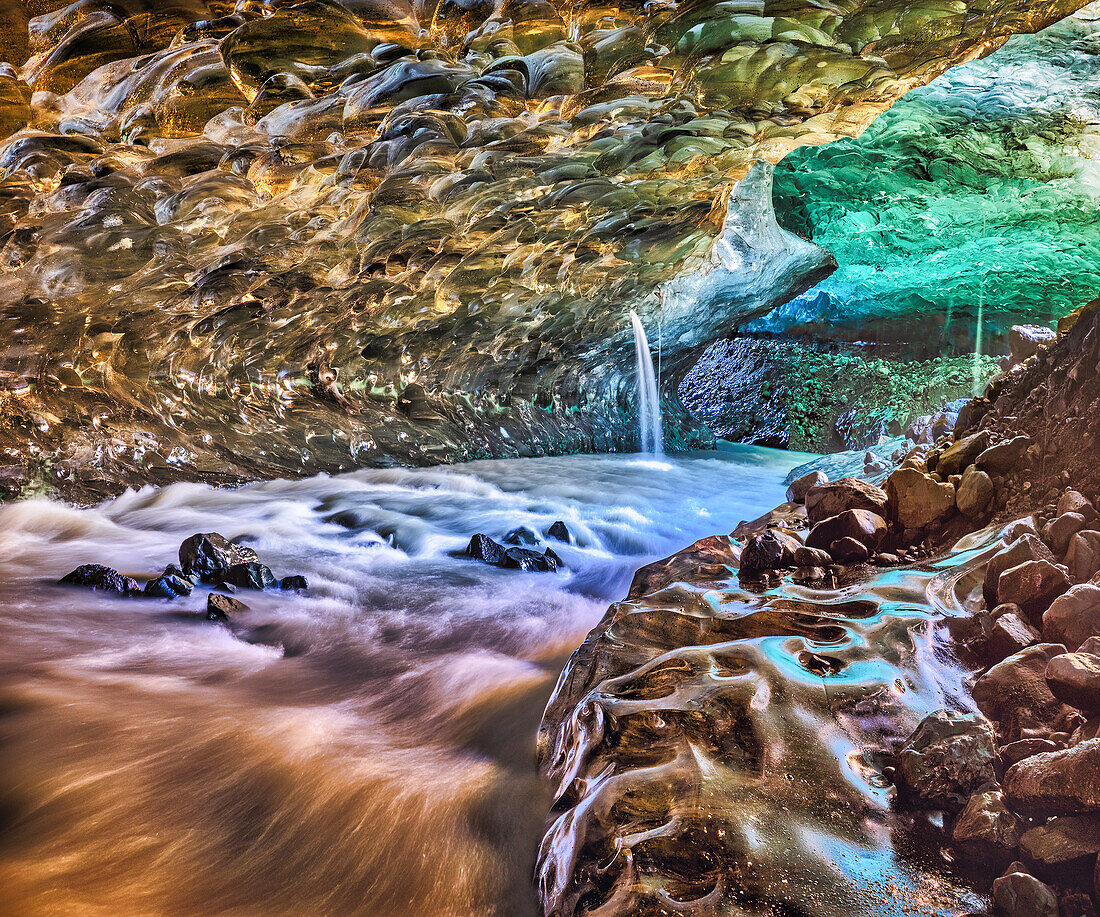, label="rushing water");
[0,446,809,917]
